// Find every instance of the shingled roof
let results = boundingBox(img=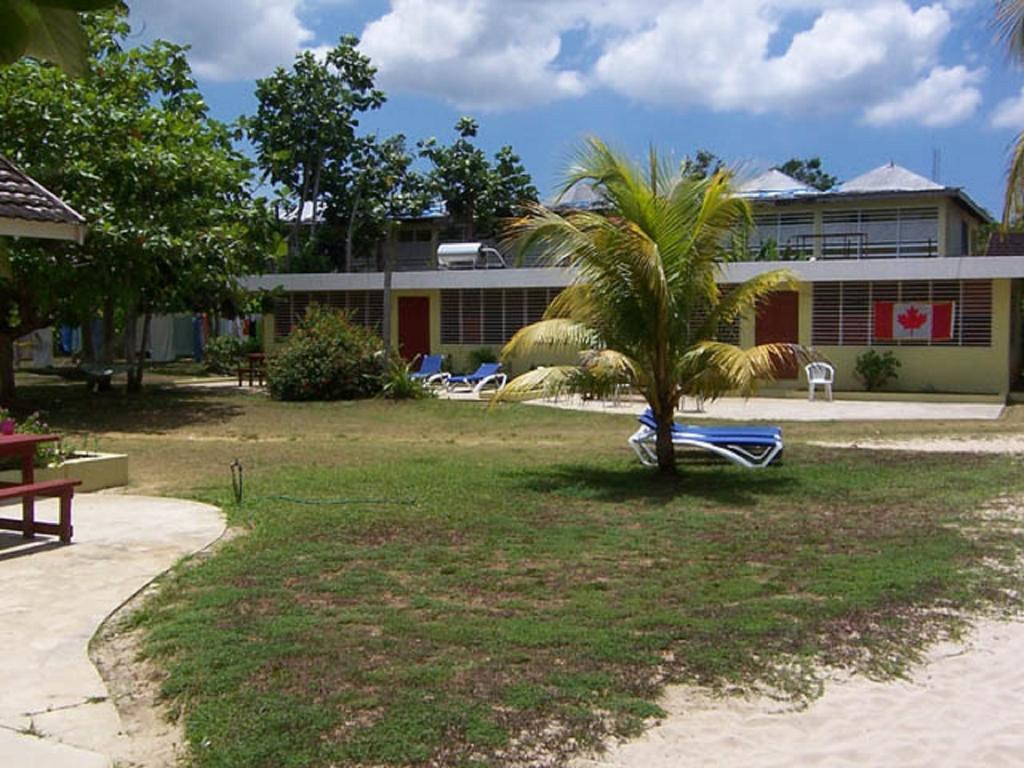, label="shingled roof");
[986,232,1024,257]
[0,155,86,243]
